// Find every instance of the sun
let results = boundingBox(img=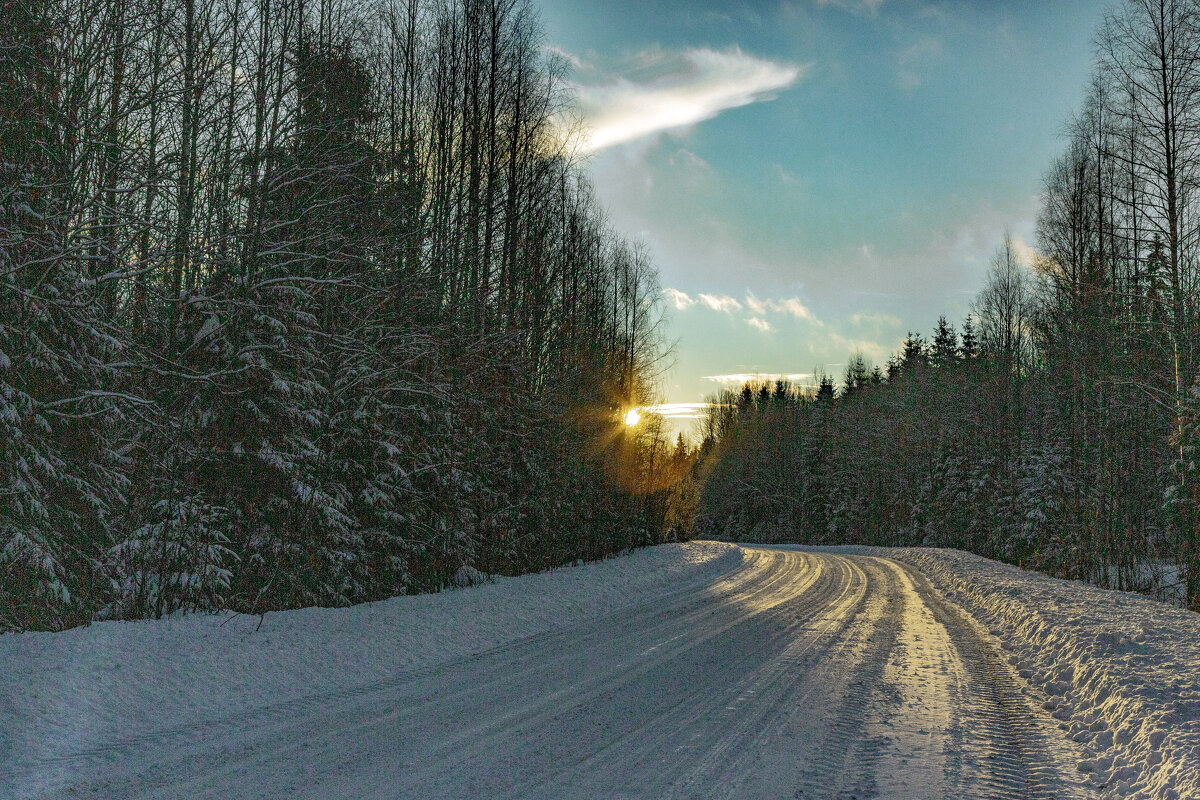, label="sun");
[624,408,641,426]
